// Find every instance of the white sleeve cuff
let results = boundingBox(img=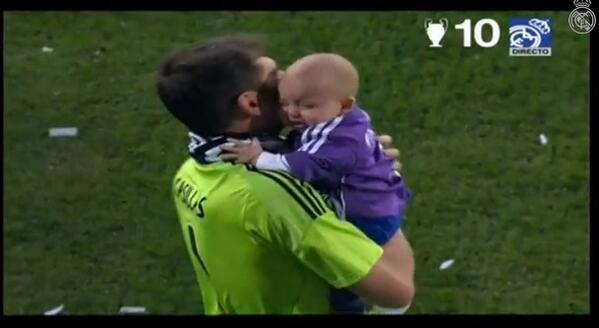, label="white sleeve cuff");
[256,152,291,172]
